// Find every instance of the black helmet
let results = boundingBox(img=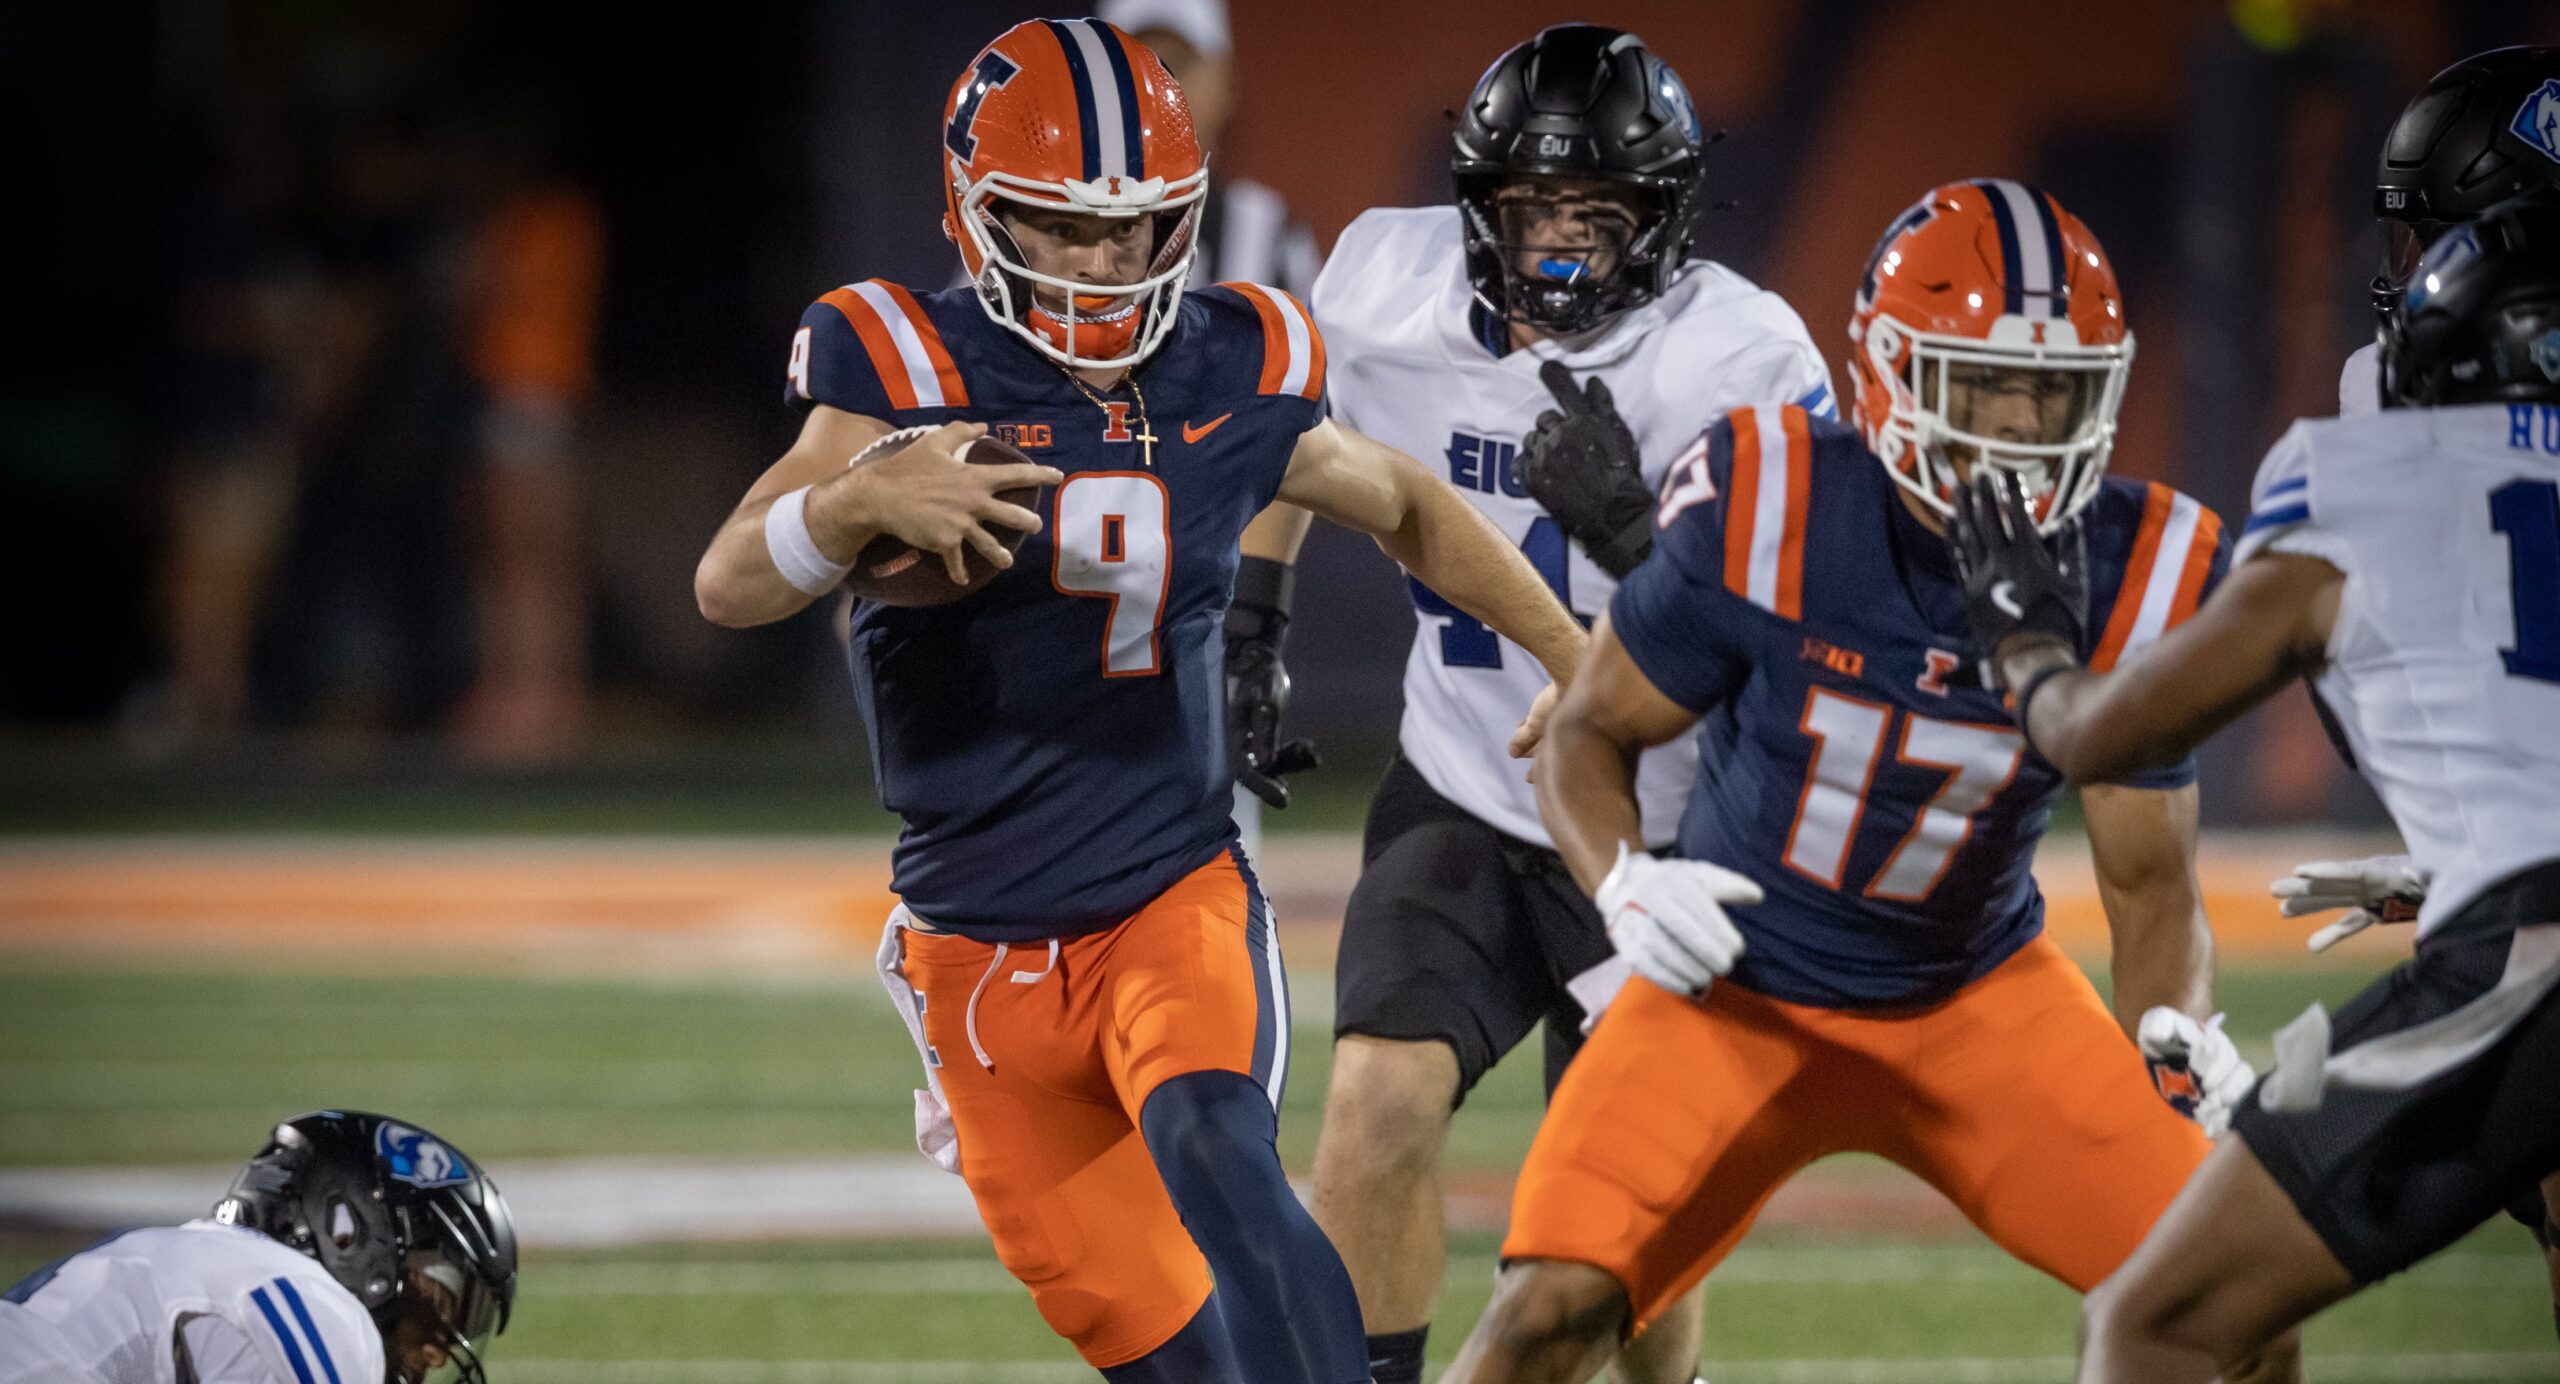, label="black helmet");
[2371,46,2560,323]
[1452,24,1707,335]
[214,1112,518,1384]
[2381,190,2560,408]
